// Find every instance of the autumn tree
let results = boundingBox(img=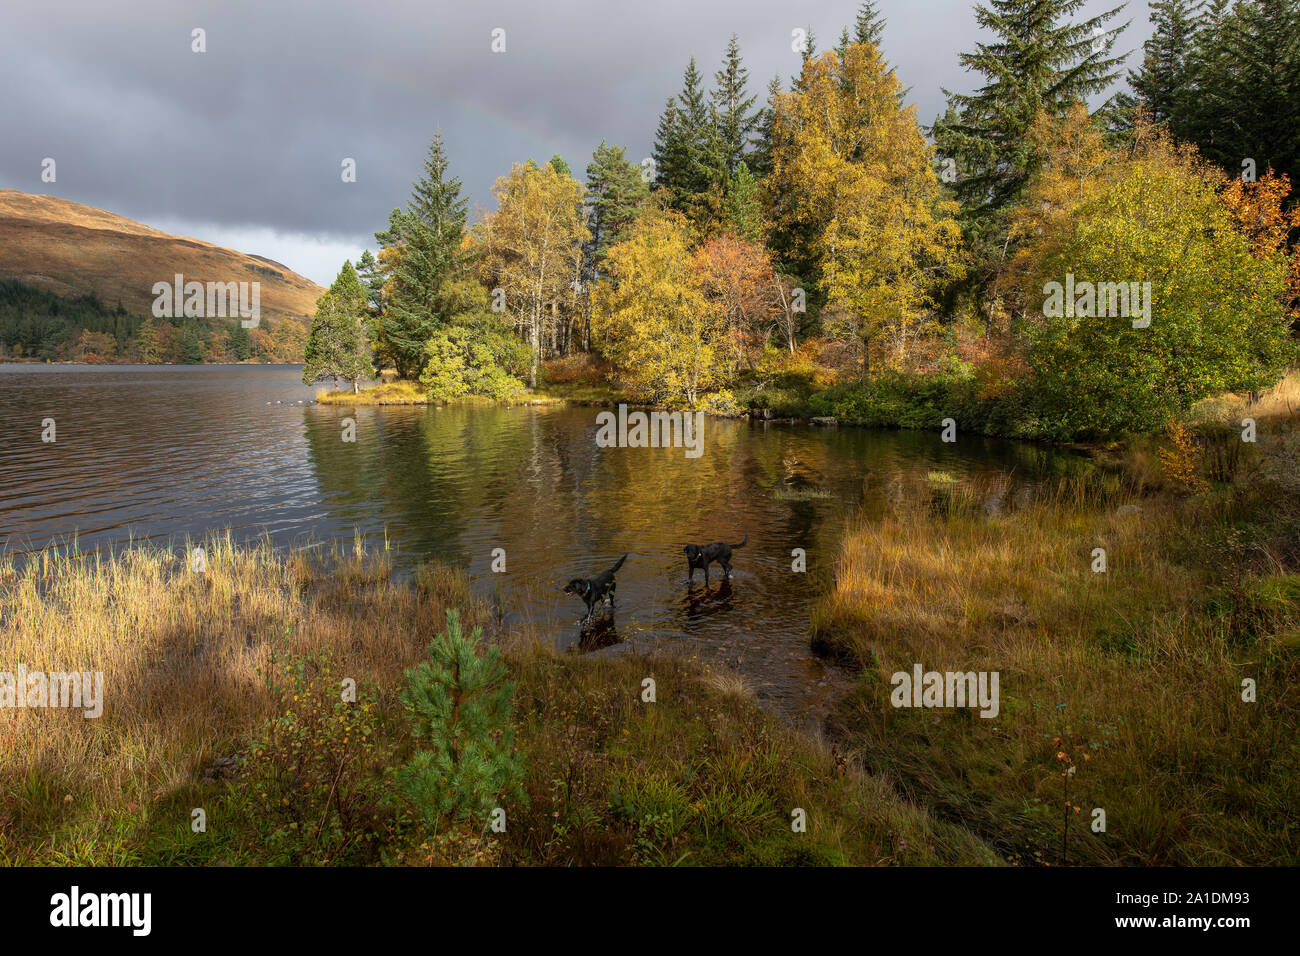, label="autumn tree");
[582,142,650,348]
[1220,171,1300,327]
[691,234,778,368]
[593,204,726,405]
[767,42,965,377]
[273,318,307,363]
[1009,124,1295,436]
[477,160,589,386]
[418,279,530,401]
[135,316,161,363]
